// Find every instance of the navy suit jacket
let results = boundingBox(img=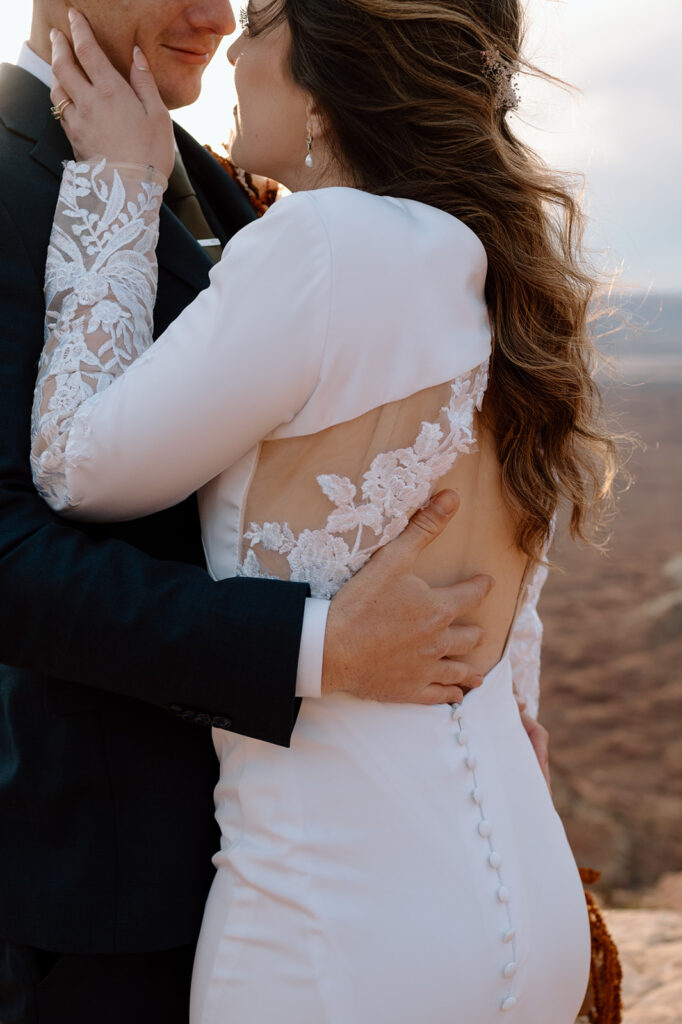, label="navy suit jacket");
[0,63,308,954]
